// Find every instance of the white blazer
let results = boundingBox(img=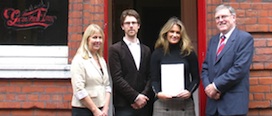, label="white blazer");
[71,53,111,108]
